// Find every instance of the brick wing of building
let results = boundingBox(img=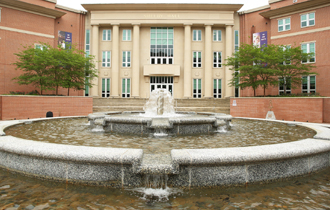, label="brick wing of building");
[239,0,330,97]
[0,0,85,96]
